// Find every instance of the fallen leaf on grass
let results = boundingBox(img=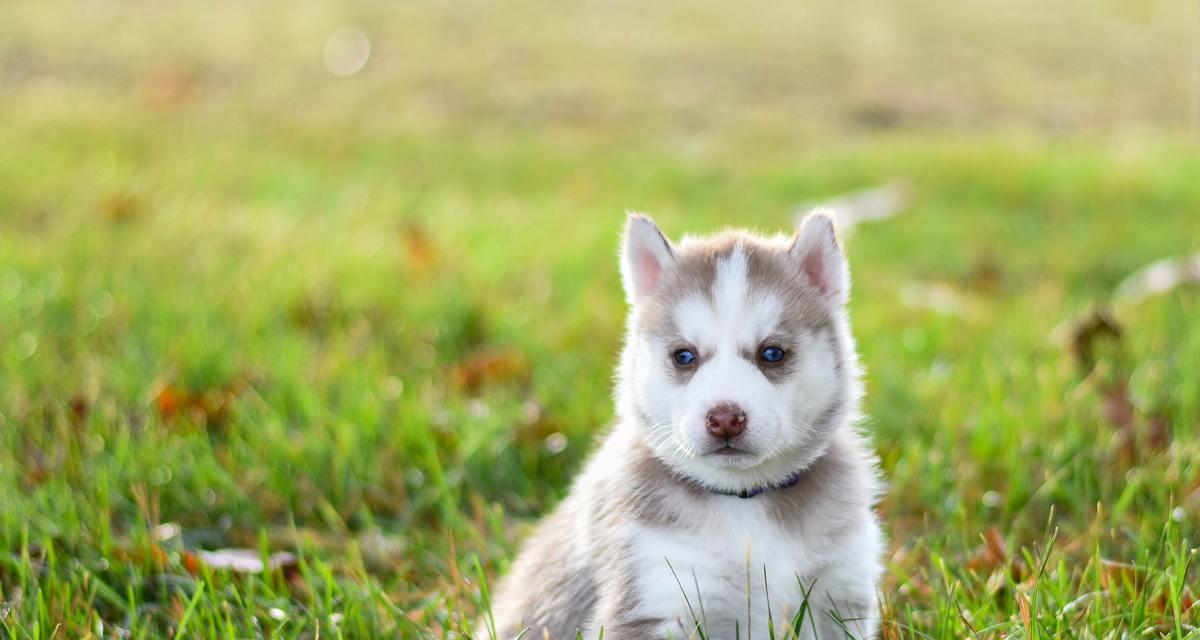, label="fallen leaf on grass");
[1101,383,1135,431]
[99,192,144,223]
[967,526,1009,573]
[1098,559,1140,589]
[1059,259,1187,462]
[1101,381,1138,467]
[155,386,232,426]
[1060,306,1122,374]
[113,543,169,570]
[1057,304,1172,461]
[152,380,248,429]
[401,222,438,271]
[968,526,1031,592]
[1017,591,1031,628]
[69,394,89,425]
[143,66,196,108]
[452,348,530,392]
[982,527,1008,566]
[963,254,1003,294]
[1101,380,1171,463]
[153,386,187,419]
